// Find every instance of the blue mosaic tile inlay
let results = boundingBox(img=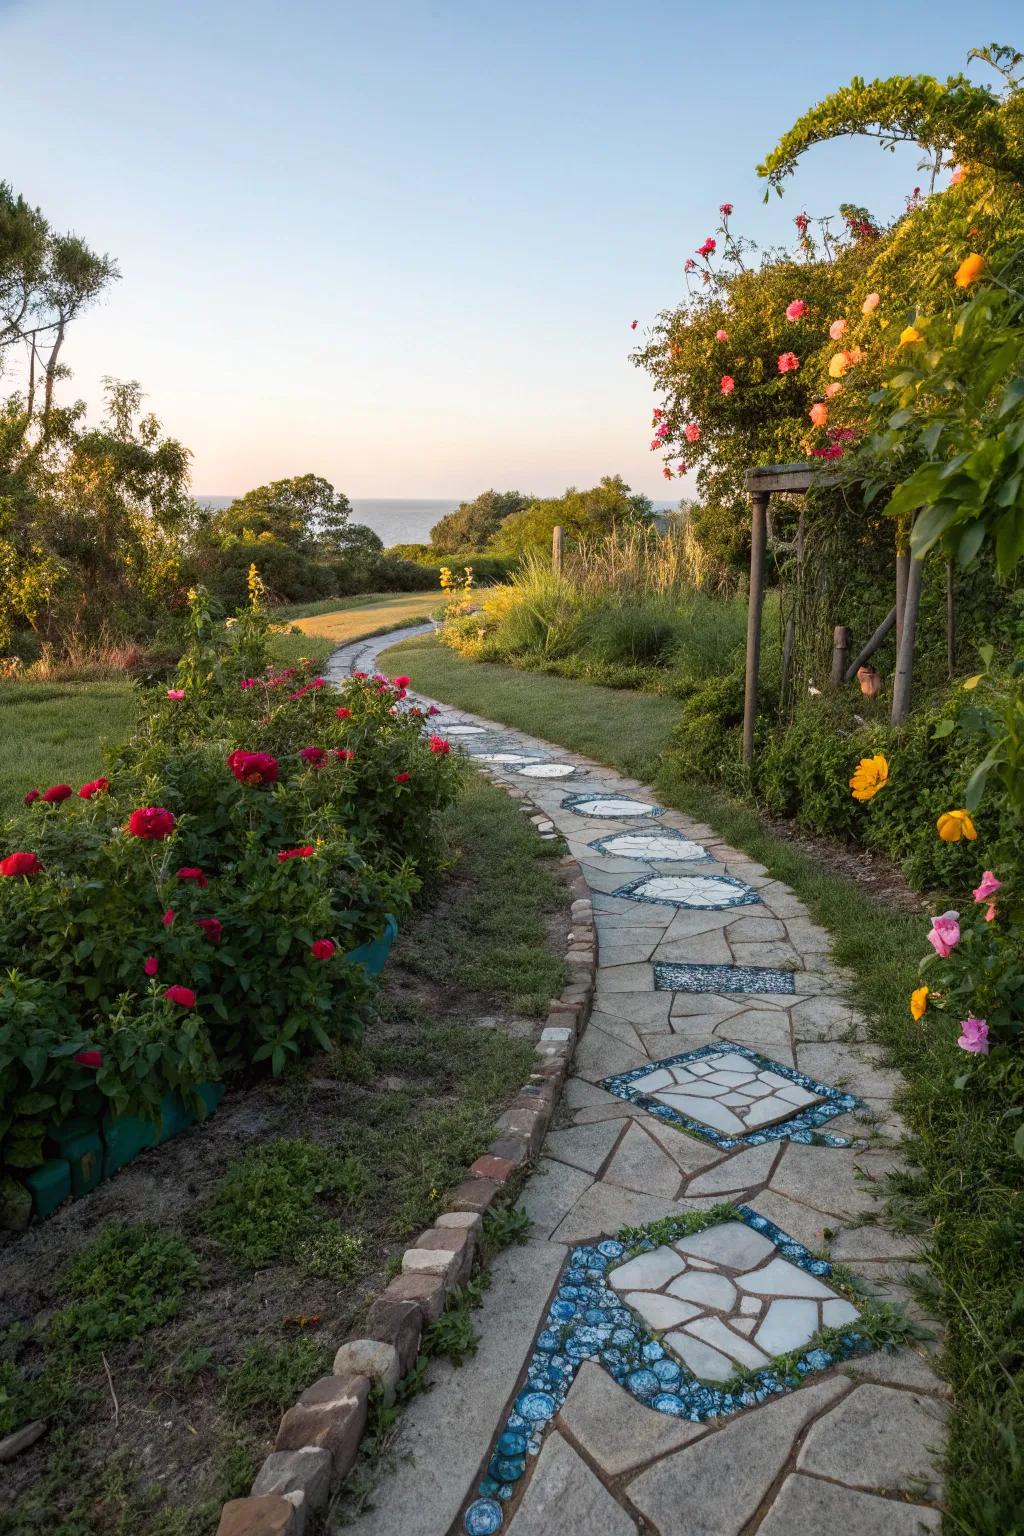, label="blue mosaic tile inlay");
[655,961,796,995]
[612,873,759,910]
[461,1207,878,1534]
[561,792,665,820]
[588,830,713,863]
[600,1041,859,1149]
